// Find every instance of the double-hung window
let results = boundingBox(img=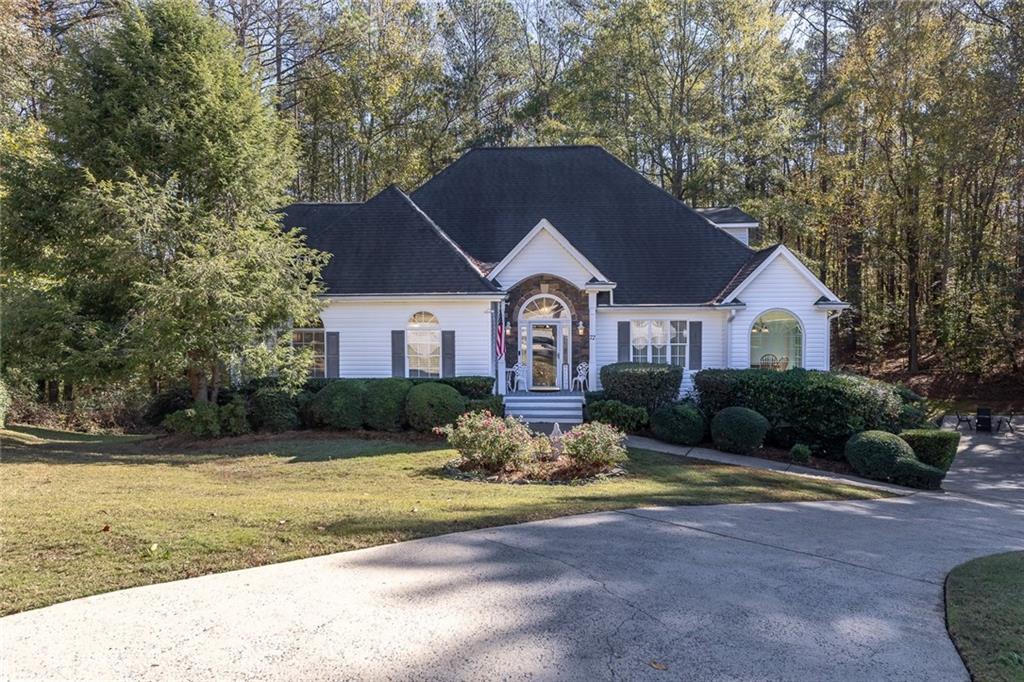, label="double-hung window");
[630,320,687,367]
[292,329,326,378]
